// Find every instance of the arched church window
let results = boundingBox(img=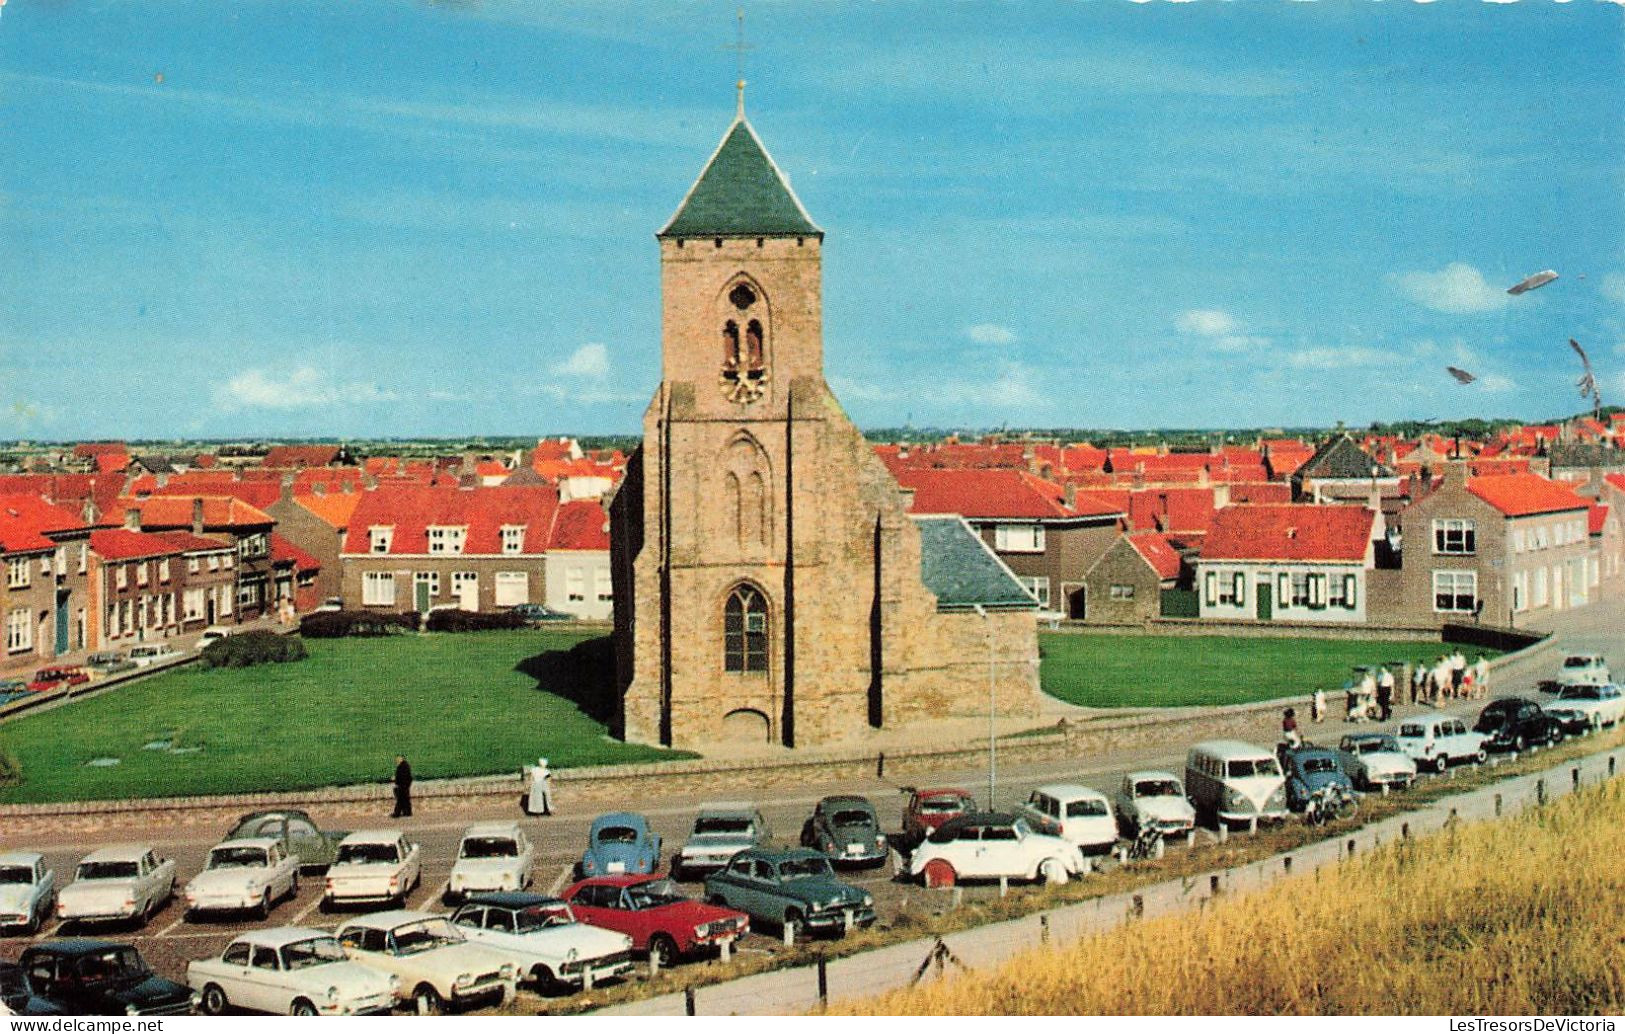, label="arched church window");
[745,320,764,374]
[729,283,757,309]
[724,584,768,673]
[722,321,741,371]
[720,282,766,403]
